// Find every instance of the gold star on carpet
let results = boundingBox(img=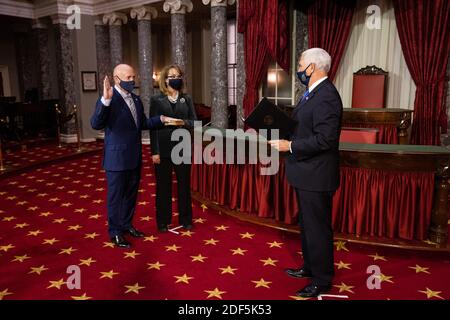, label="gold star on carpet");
[59,247,77,255]
[84,232,99,239]
[27,206,39,211]
[191,254,208,263]
[6,196,17,200]
[138,201,149,206]
[124,250,141,259]
[103,242,115,248]
[79,258,96,266]
[67,225,82,231]
[67,190,77,194]
[267,241,283,248]
[369,253,387,261]
[140,216,152,221]
[88,214,101,219]
[194,218,206,224]
[42,238,59,245]
[260,257,278,266]
[37,193,48,197]
[74,208,86,213]
[289,295,310,300]
[174,273,194,284]
[377,273,394,283]
[14,223,30,229]
[79,195,90,199]
[47,278,66,289]
[335,261,352,270]
[0,244,15,252]
[2,216,16,222]
[125,283,145,294]
[12,254,30,262]
[29,265,48,275]
[230,247,247,255]
[215,225,229,231]
[144,235,158,242]
[252,278,272,289]
[181,230,194,237]
[99,270,119,279]
[17,201,27,205]
[61,203,73,207]
[147,261,165,270]
[92,199,103,204]
[205,288,226,299]
[53,218,67,224]
[96,188,104,191]
[333,282,355,294]
[165,244,181,252]
[204,238,219,245]
[334,240,349,252]
[219,266,237,275]
[49,198,60,202]
[240,232,255,239]
[408,264,430,274]
[71,293,92,300]
[39,212,54,217]
[0,289,13,300]
[418,288,444,300]
[27,230,43,236]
